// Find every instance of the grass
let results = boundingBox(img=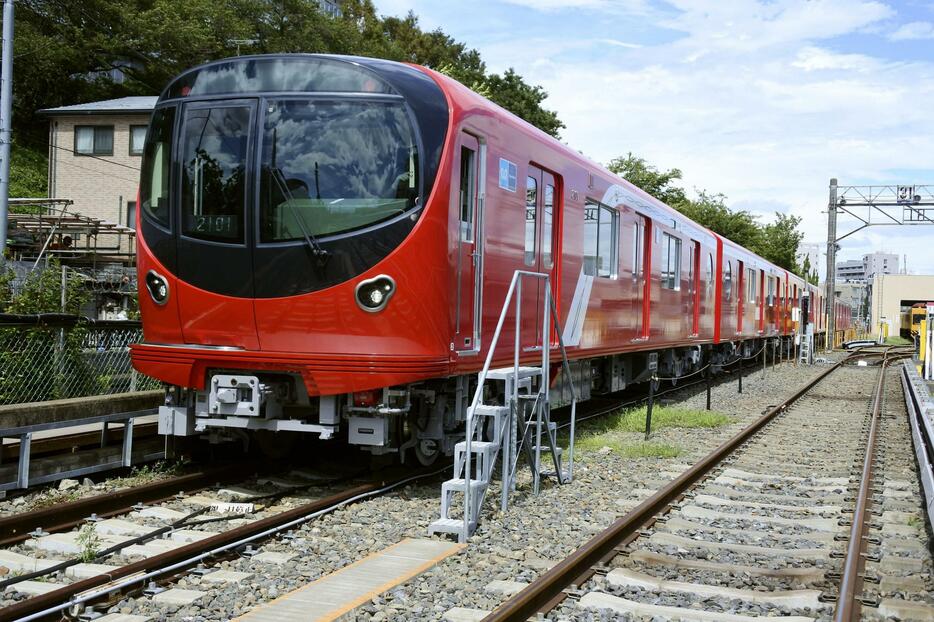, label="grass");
[576,434,683,458]
[108,460,182,488]
[883,336,912,346]
[593,405,731,434]
[571,404,731,459]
